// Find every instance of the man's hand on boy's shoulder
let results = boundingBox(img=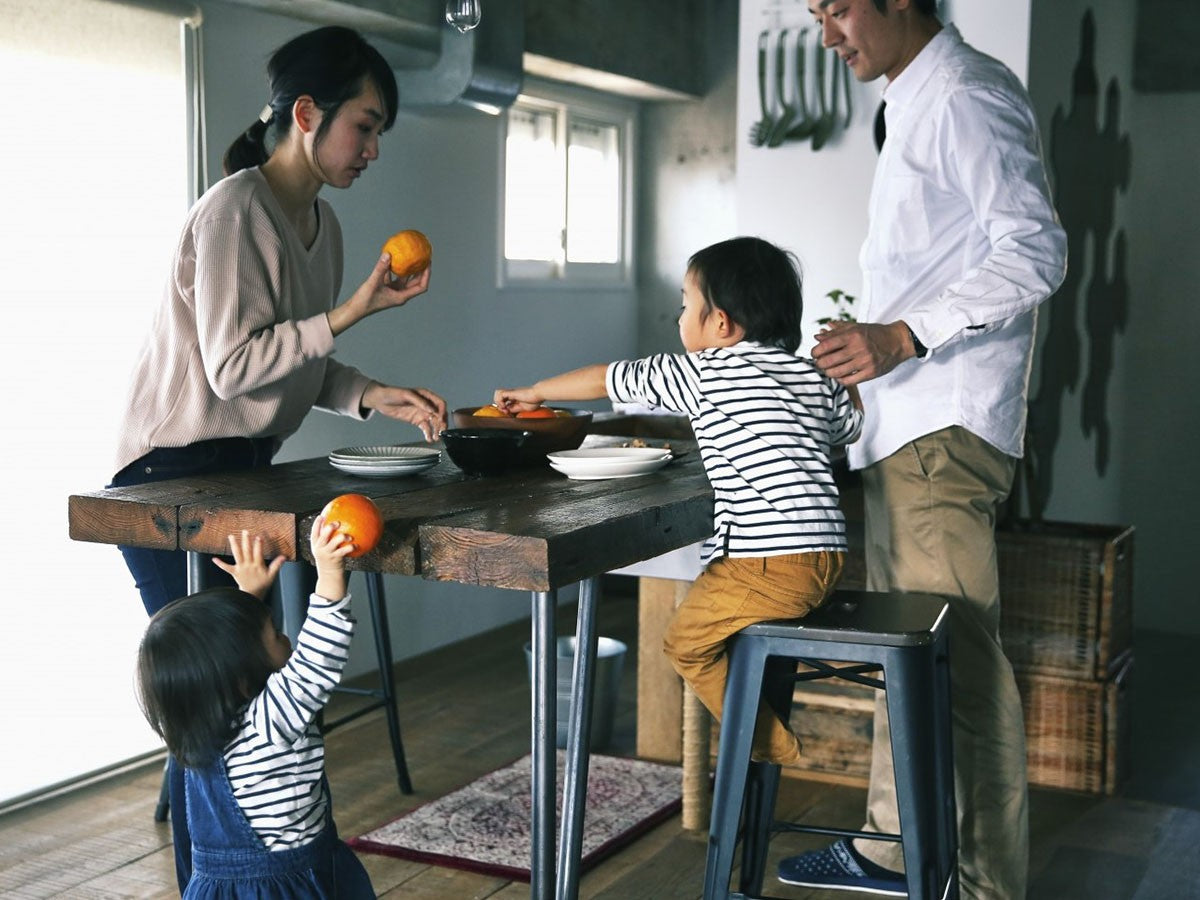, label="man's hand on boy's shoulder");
[812,321,917,386]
